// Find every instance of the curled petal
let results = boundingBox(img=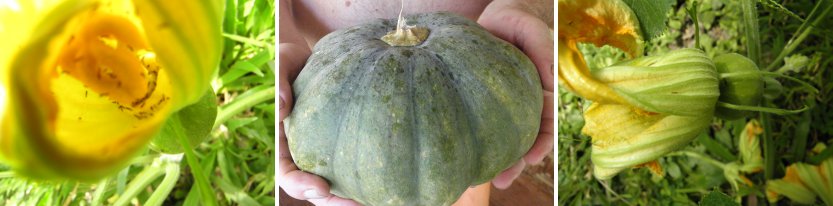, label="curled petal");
[558,0,643,57]
[557,0,642,104]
